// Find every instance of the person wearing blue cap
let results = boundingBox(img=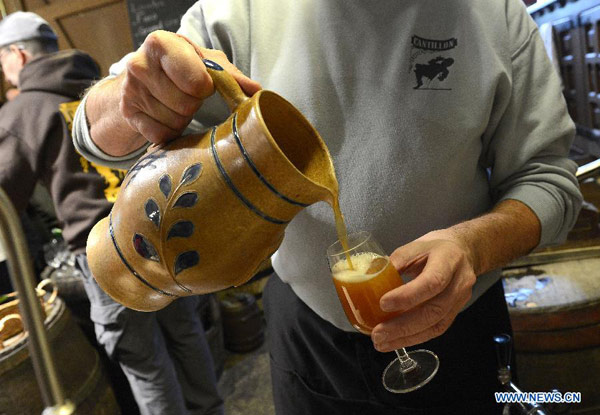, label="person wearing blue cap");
[0,11,224,415]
